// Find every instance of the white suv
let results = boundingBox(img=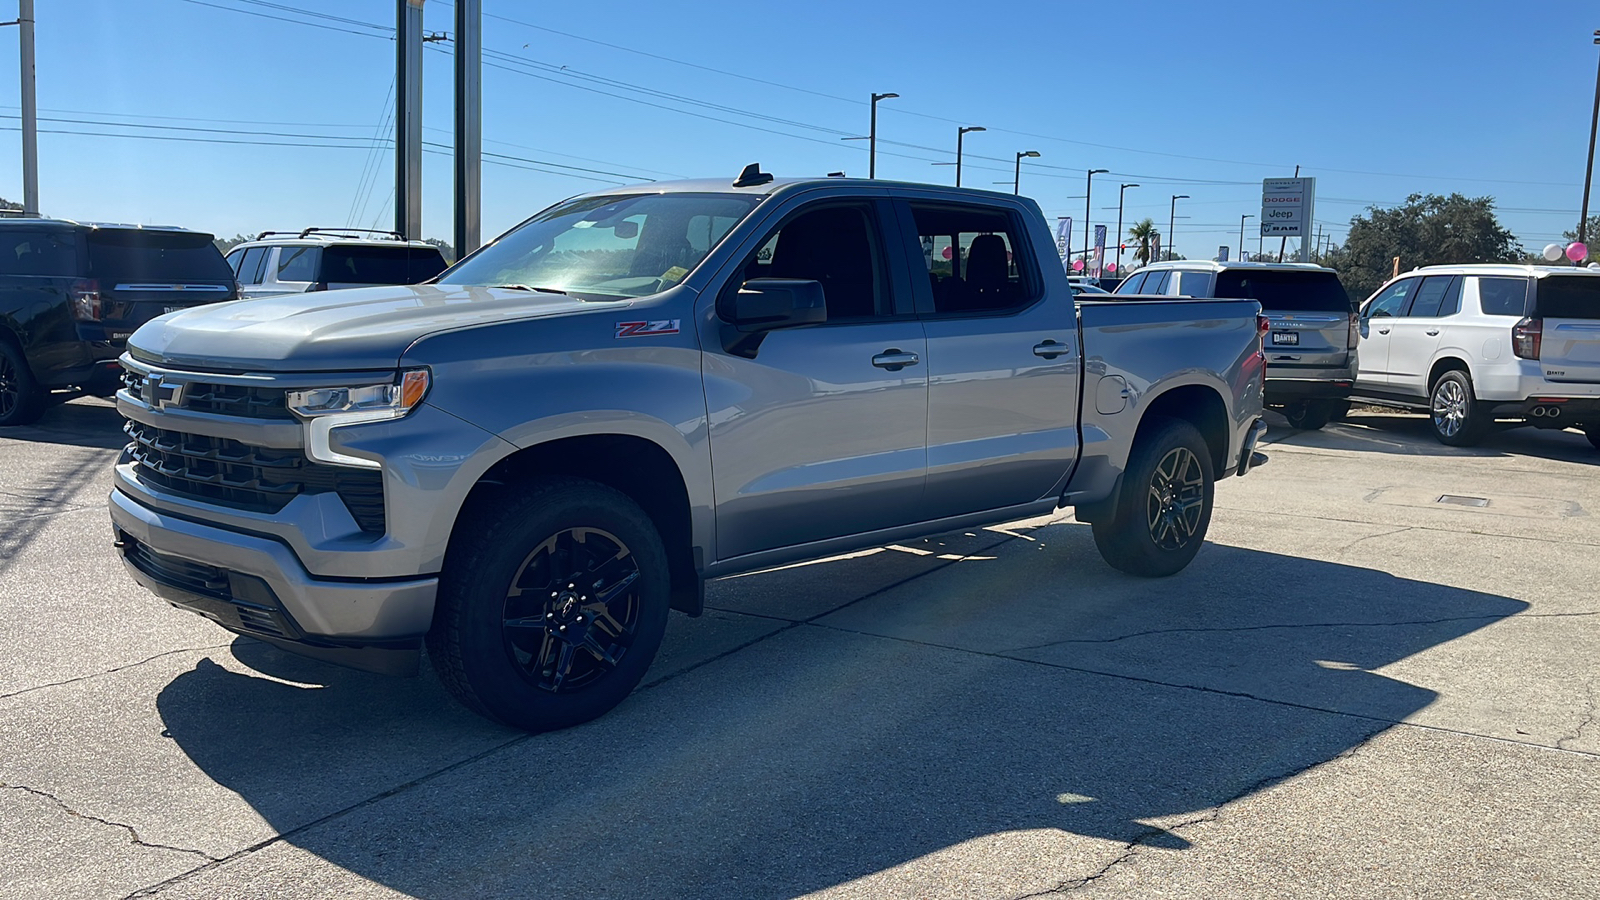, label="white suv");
[224,228,449,299]
[1354,264,1600,448]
